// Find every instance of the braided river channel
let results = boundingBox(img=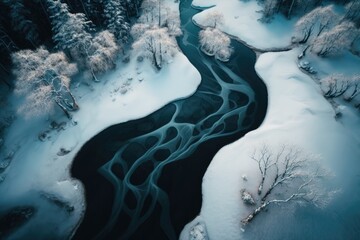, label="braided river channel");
[71,0,268,239]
